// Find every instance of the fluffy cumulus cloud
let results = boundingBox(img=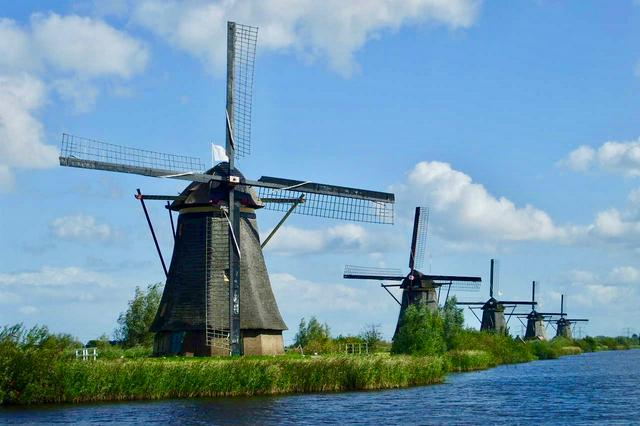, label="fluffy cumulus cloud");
[51,214,113,241]
[561,138,640,177]
[389,161,640,250]
[396,161,571,242]
[29,13,148,78]
[563,267,638,310]
[0,73,56,191]
[0,13,149,190]
[131,0,480,76]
